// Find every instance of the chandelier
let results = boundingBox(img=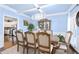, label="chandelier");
[31,7,46,20]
